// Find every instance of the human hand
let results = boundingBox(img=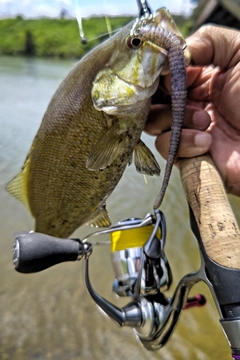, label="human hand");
[145,25,240,196]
